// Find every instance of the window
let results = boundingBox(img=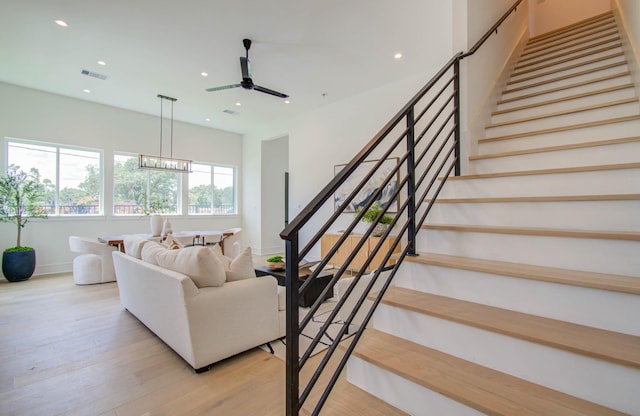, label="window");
[5,139,102,215]
[113,153,180,215]
[189,163,236,215]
